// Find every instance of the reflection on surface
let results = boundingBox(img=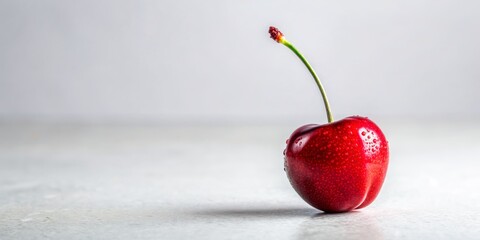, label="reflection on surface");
[296,211,384,240]
[194,206,383,240]
[195,207,316,218]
